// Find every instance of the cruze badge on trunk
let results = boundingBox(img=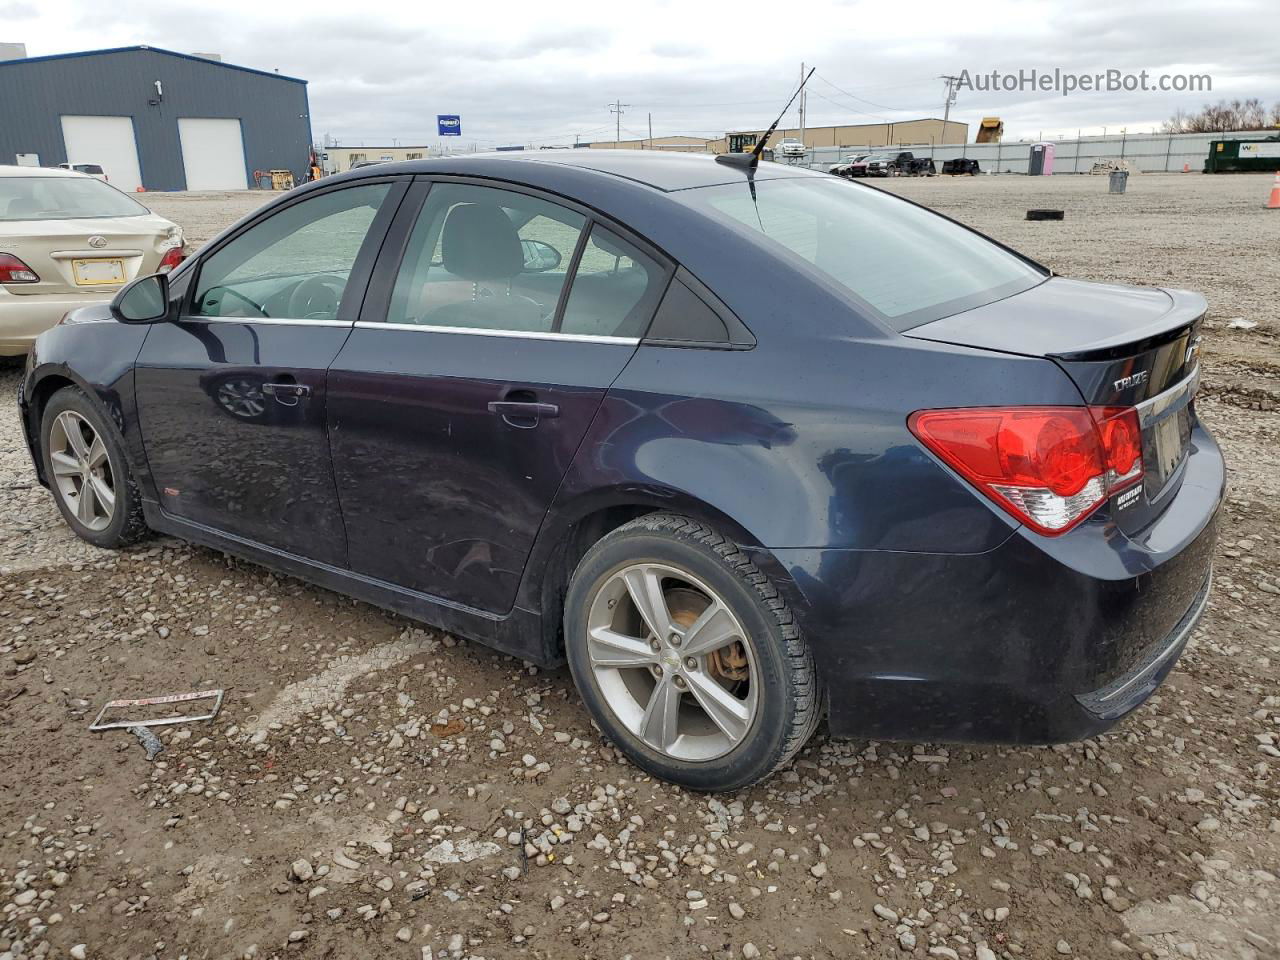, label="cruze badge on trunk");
[1113,371,1149,392]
